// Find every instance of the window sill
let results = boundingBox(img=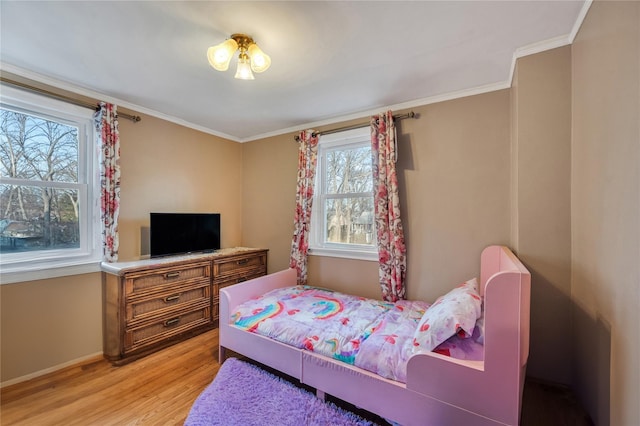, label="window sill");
[0,261,102,284]
[308,246,378,262]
